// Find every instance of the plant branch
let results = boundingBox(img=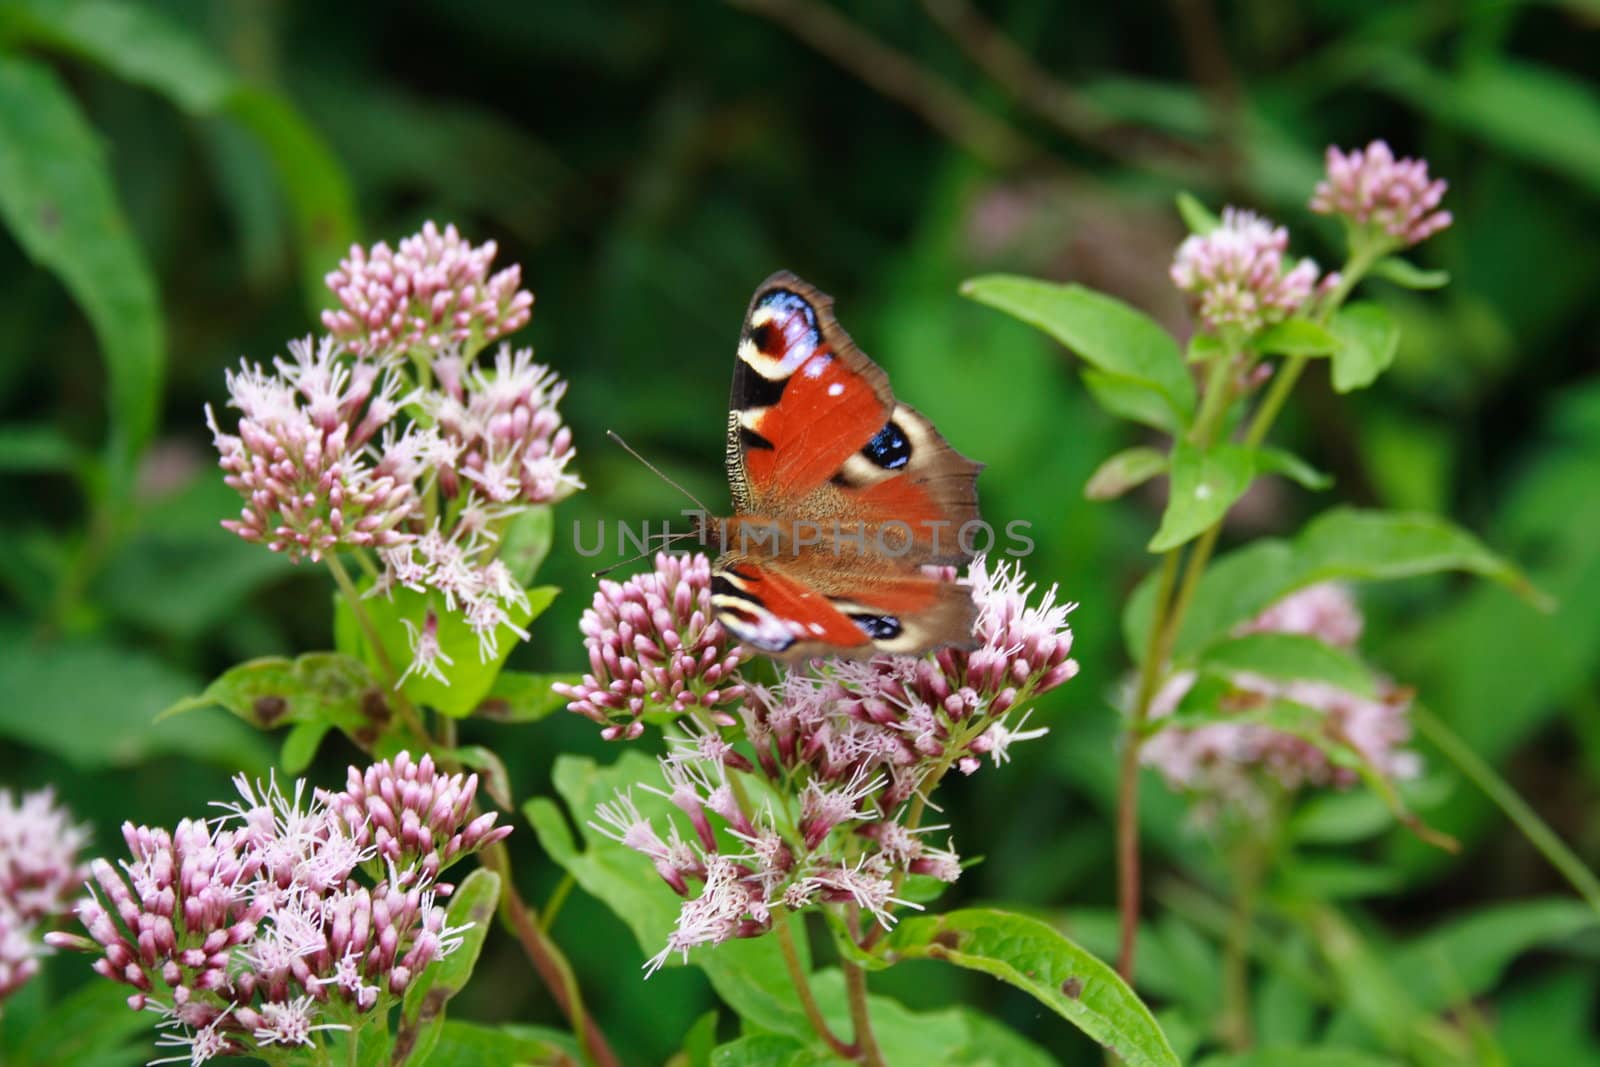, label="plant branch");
[918,0,1210,181]
[842,959,886,1067]
[482,842,622,1067]
[1219,839,1264,1051]
[775,915,858,1058]
[1115,547,1180,979]
[728,0,1041,169]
